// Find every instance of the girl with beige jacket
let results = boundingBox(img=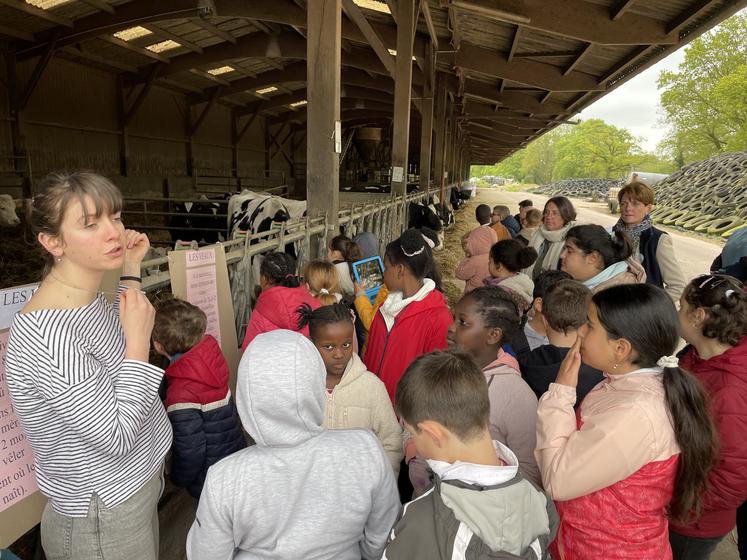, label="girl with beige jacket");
[297,302,403,474]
